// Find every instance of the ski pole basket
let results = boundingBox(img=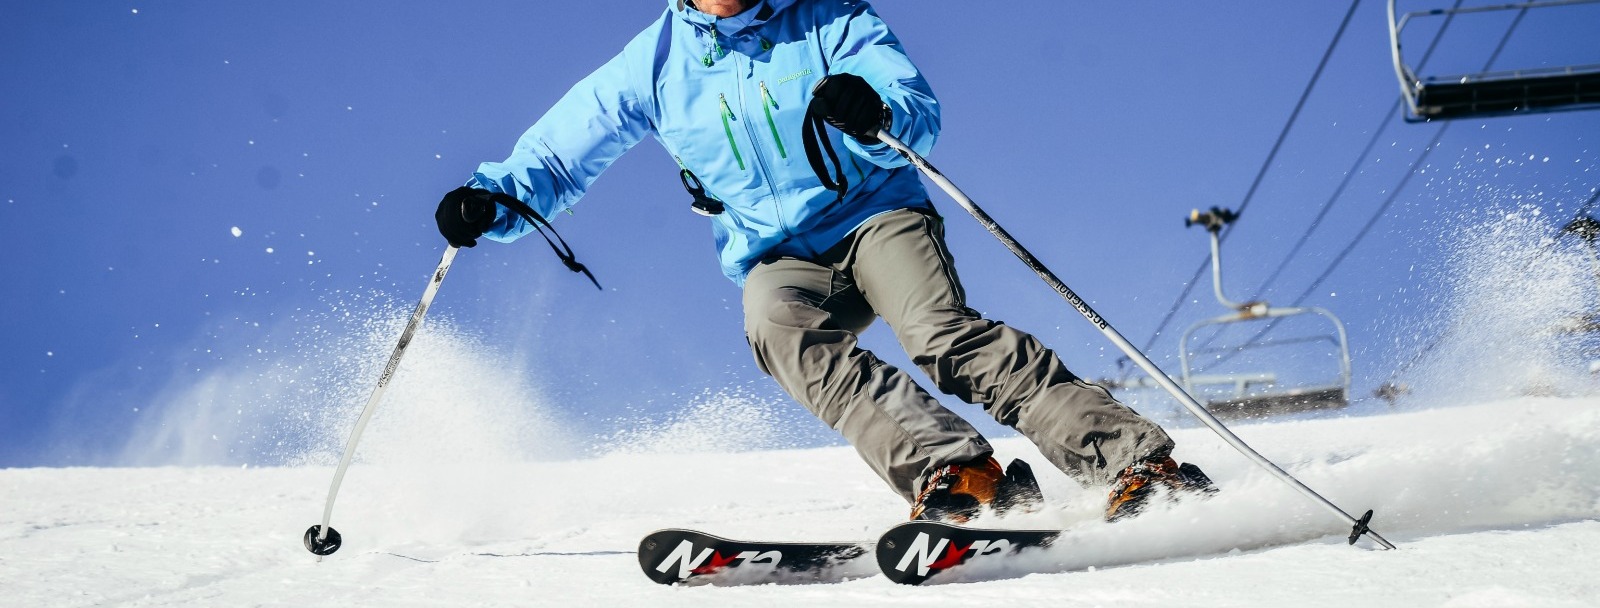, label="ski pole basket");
[1178,208,1353,419]
[1388,0,1600,122]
